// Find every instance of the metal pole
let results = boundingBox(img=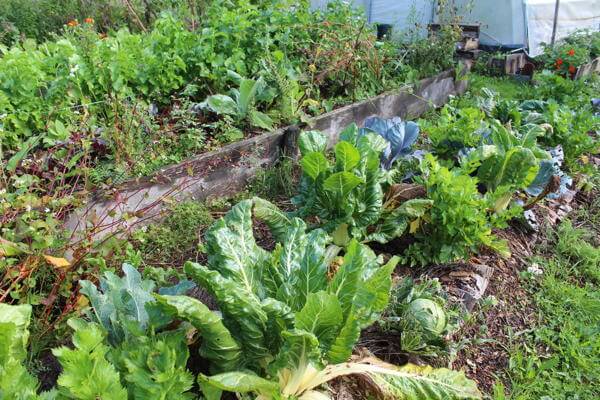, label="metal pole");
[550,0,560,46]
